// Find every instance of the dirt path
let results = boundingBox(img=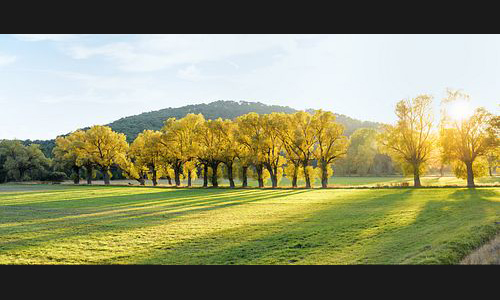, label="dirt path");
[460,233,500,265]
